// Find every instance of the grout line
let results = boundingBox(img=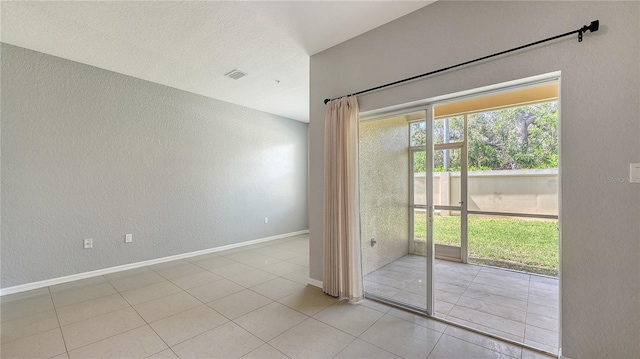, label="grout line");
[47,286,70,358]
